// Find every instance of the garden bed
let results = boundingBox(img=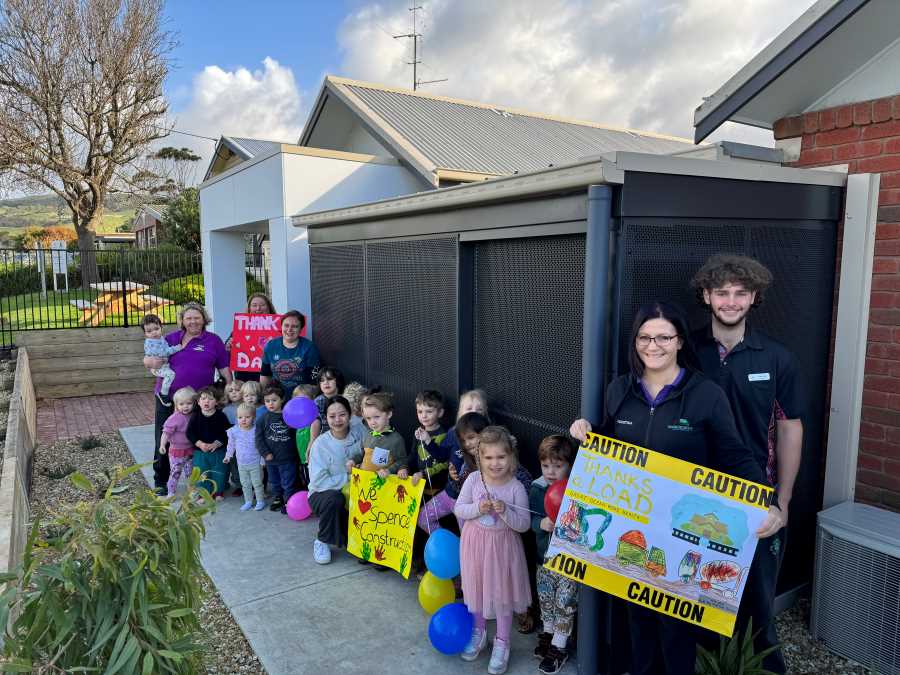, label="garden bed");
[30,431,266,674]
